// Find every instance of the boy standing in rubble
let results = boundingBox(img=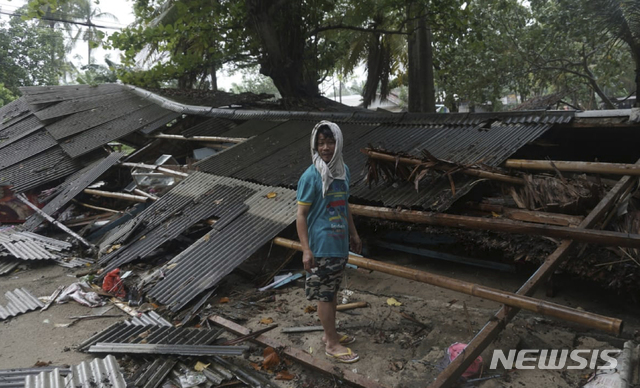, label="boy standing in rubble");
[296,120,362,363]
